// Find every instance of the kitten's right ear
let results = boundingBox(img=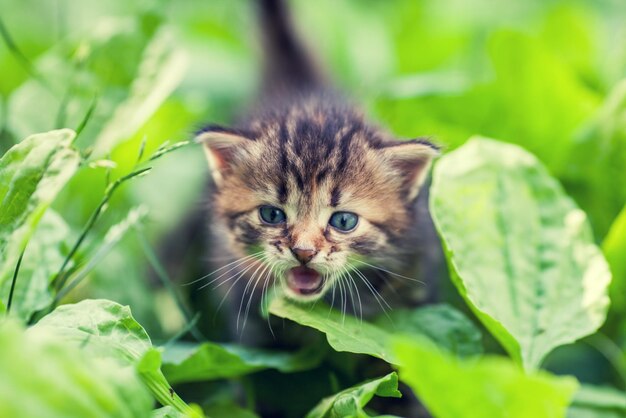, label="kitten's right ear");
[196,125,250,186]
